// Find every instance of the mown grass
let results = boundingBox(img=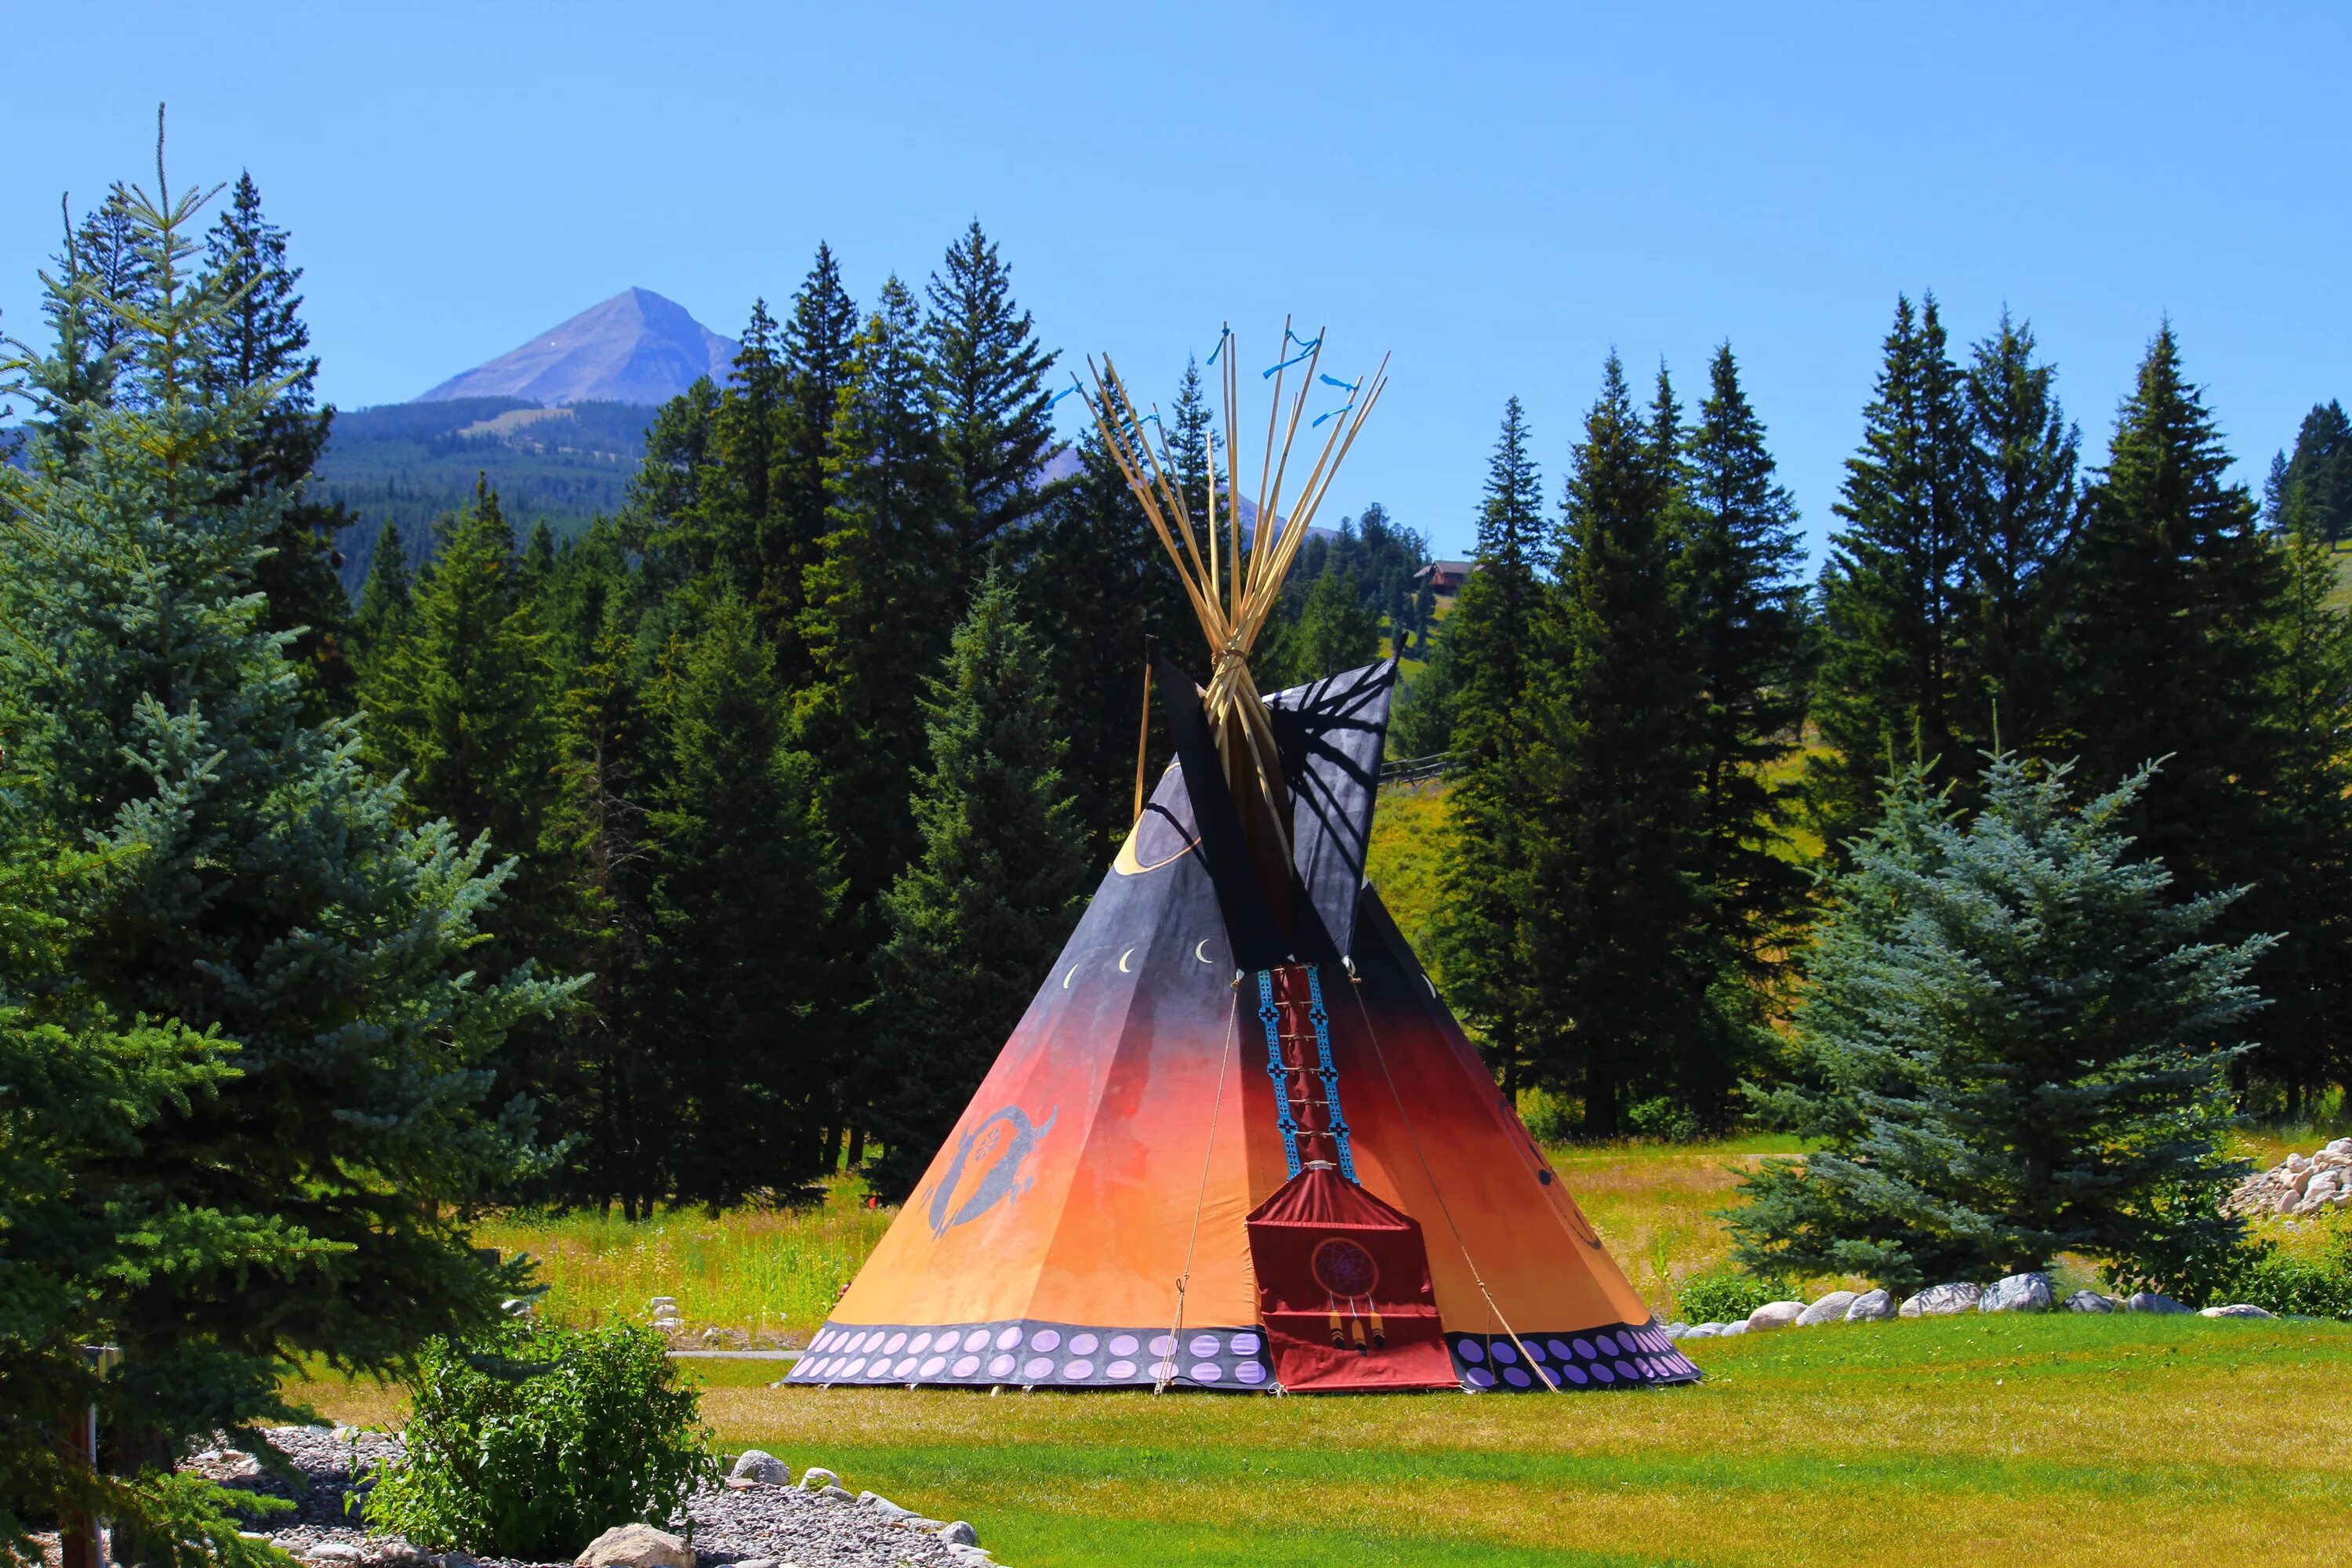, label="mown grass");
[289,1313,2352,1565]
